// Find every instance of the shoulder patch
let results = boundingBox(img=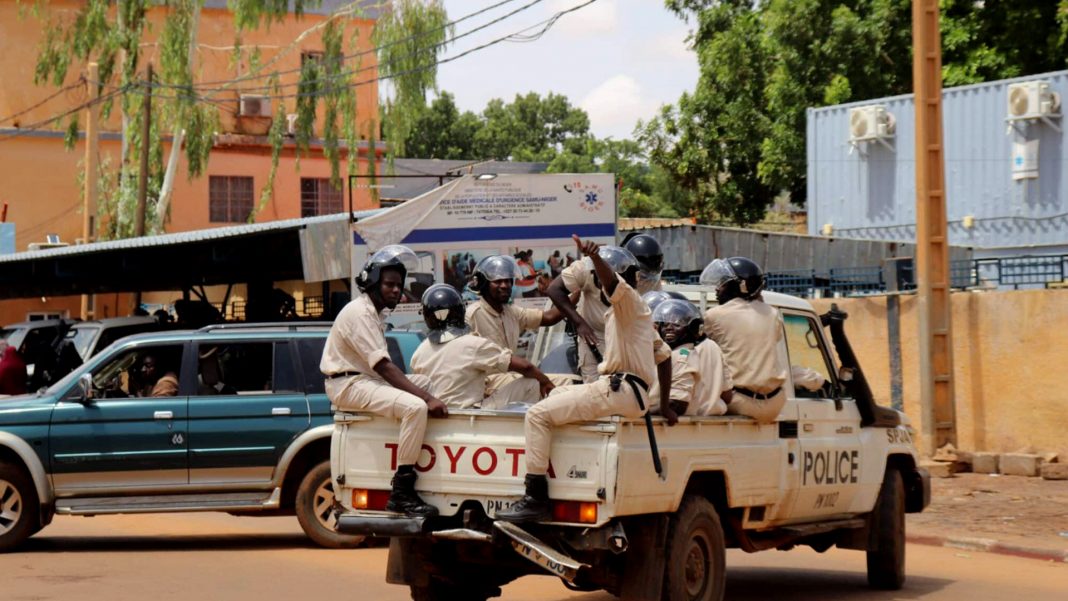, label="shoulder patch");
[679,348,690,357]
